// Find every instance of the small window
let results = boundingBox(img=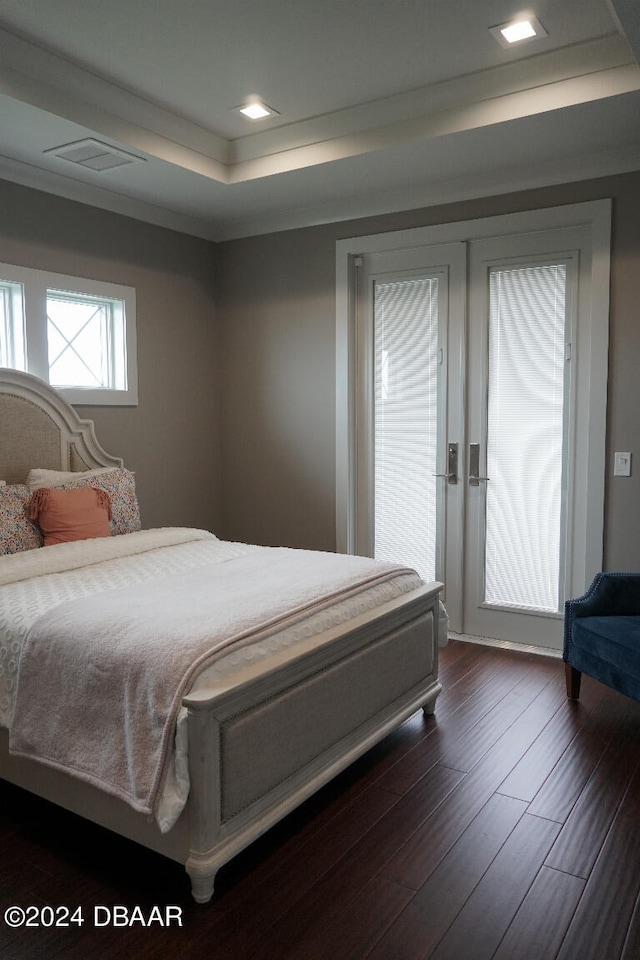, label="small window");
[47,289,127,391]
[0,262,137,406]
[0,278,26,370]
